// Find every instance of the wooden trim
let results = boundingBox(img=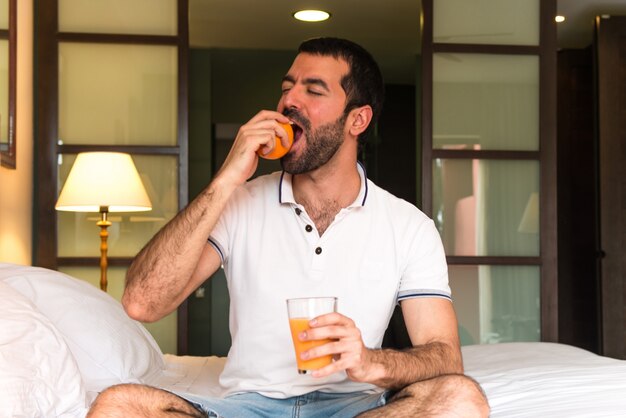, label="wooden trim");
[539,0,559,343]
[421,0,434,217]
[8,0,15,161]
[57,32,179,45]
[434,43,540,55]
[177,299,189,355]
[58,257,134,267]
[595,15,626,359]
[447,256,541,266]
[176,0,190,356]
[0,29,9,38]
[0,0,17,168]
[592,19,604,353]
[59,145,181,155]
[177,0,189,209]
[432,149,539,160]
[35,0,60,269]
